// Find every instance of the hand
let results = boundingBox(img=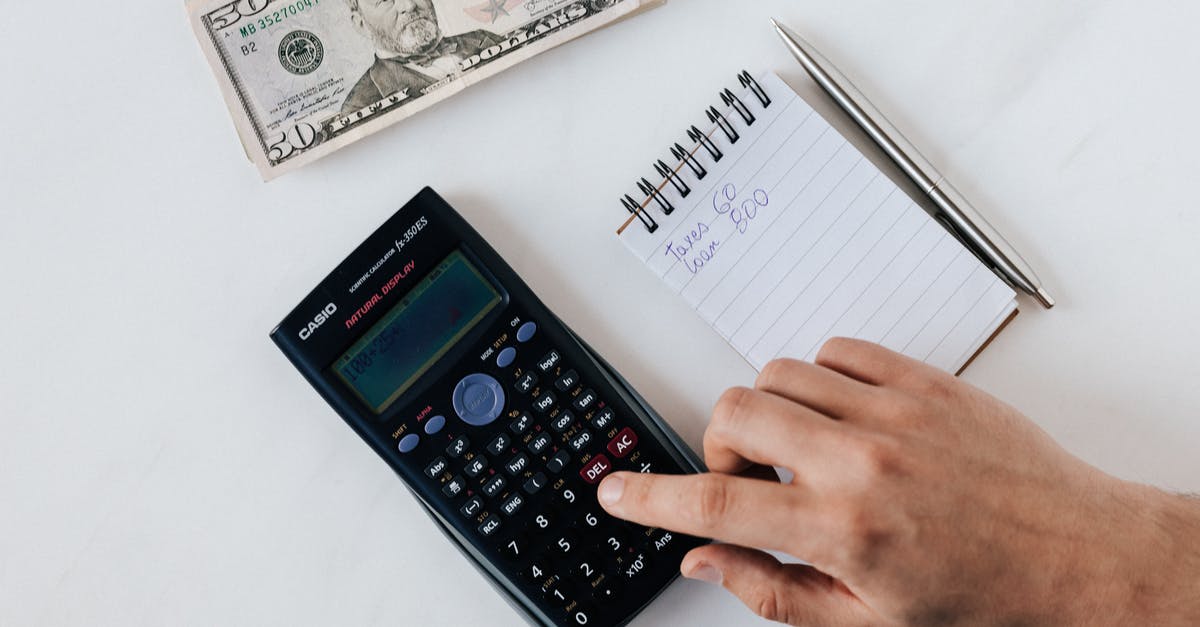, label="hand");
[597,338,1200,626]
